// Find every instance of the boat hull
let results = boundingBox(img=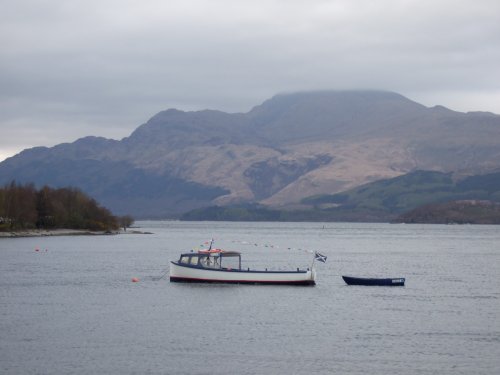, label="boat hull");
[342,275,405,286]
[170,262,316,285]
